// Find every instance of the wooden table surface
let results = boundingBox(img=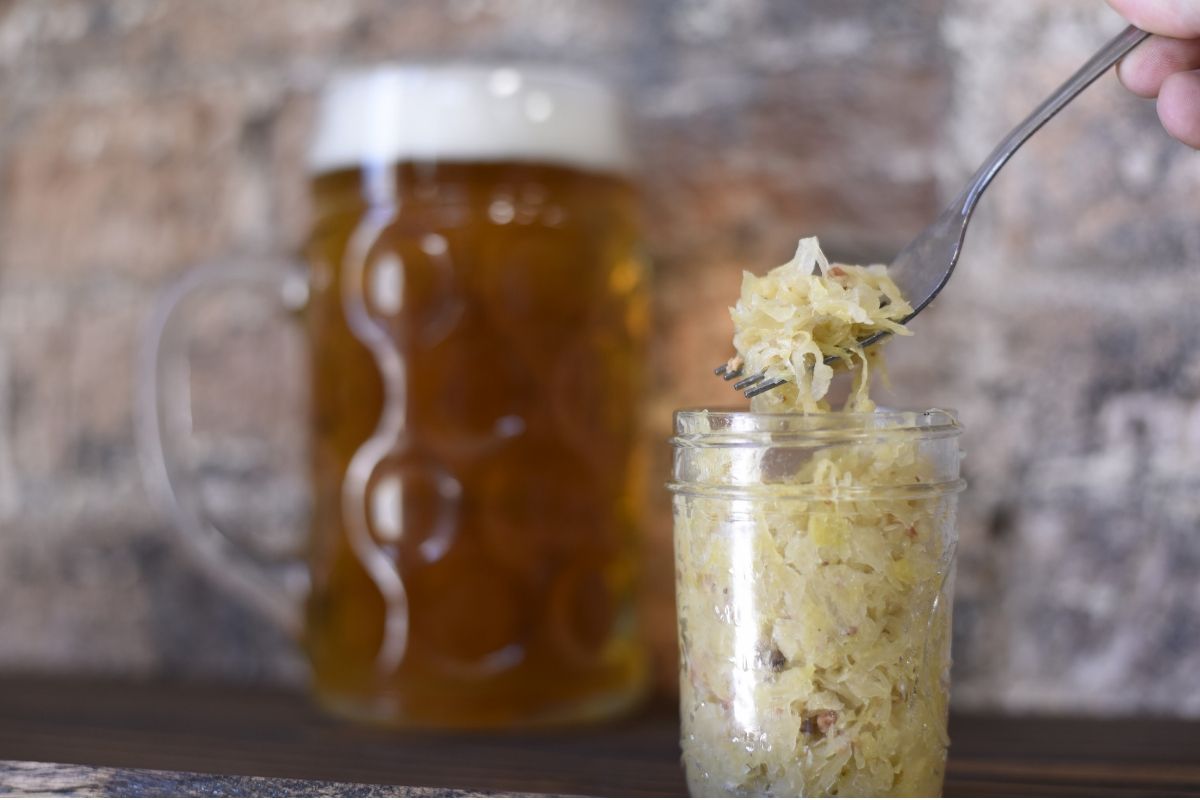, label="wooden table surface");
[0,677,1197,797]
